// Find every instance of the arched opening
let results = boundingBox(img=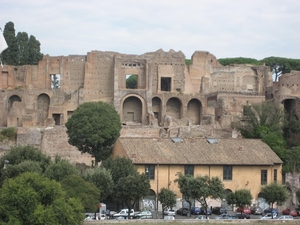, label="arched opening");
[257,193,268,209]
[8,95,21,112]
[142,189,156,211]
[152,97,162,126]
[187,99,202,125]
[37,94,50,125]
[122,96,142,124]
[166,97,181,119]
[283,99,296,119]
